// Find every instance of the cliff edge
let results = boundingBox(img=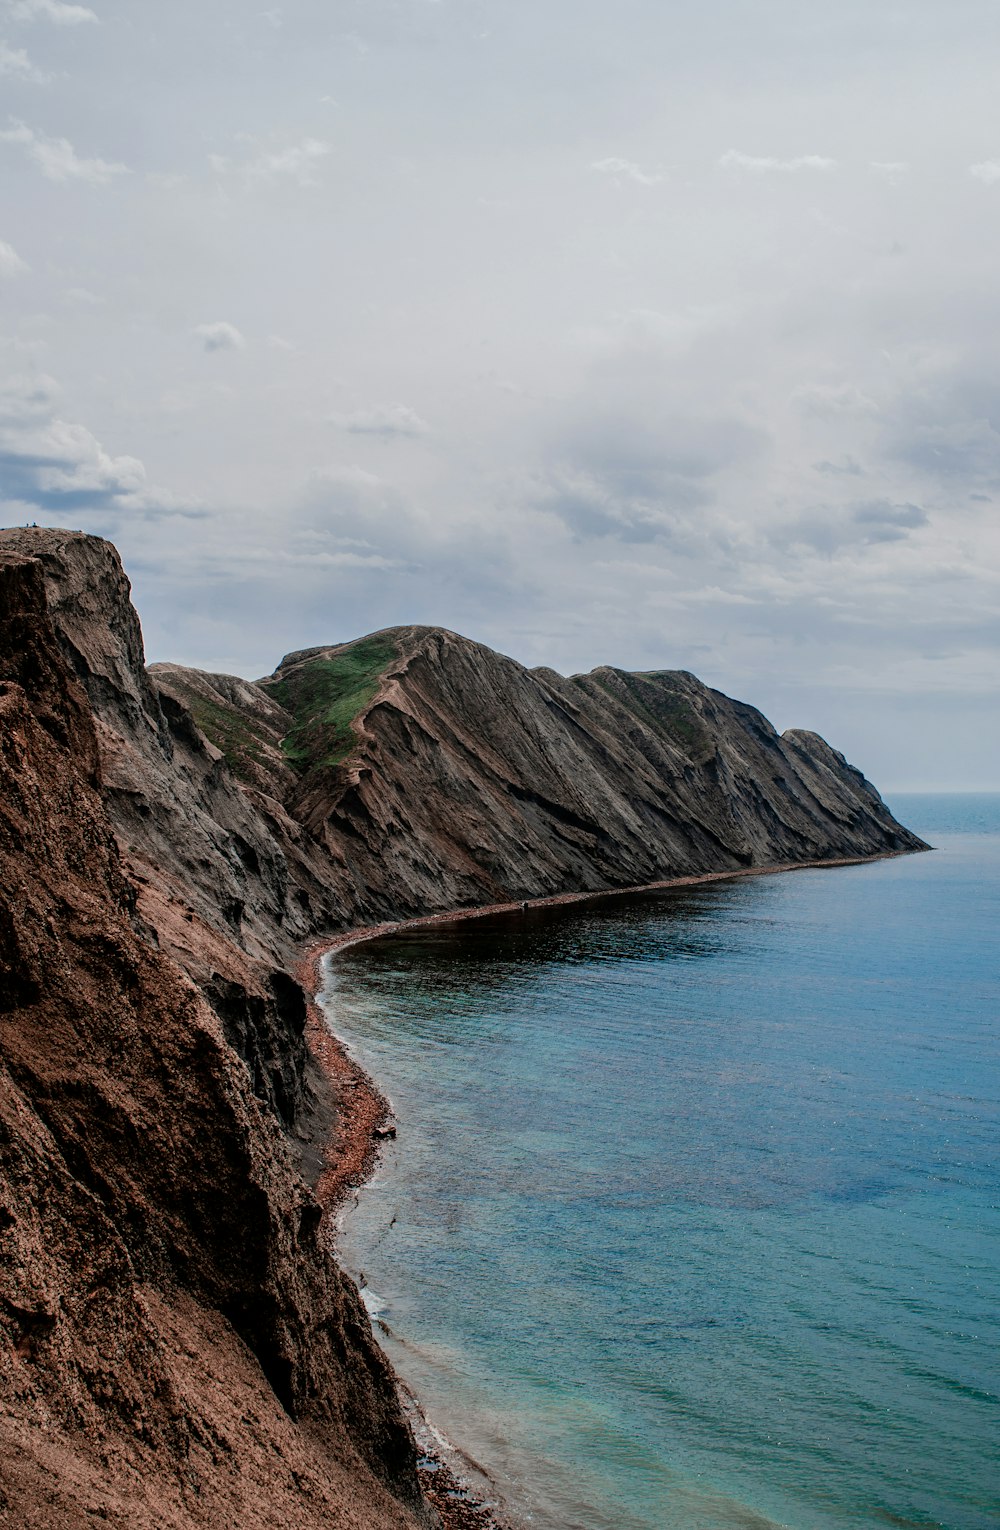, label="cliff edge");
[0,540,430,1529]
